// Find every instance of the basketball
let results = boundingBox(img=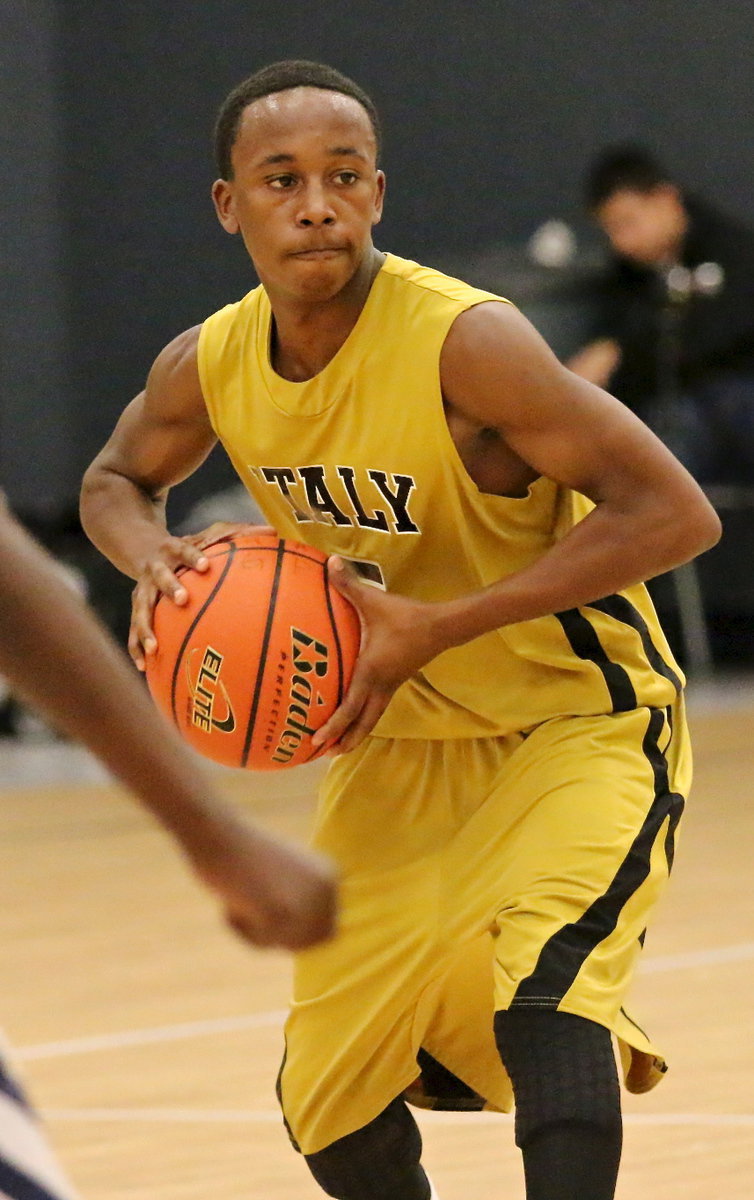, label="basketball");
[145,533,361,770]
